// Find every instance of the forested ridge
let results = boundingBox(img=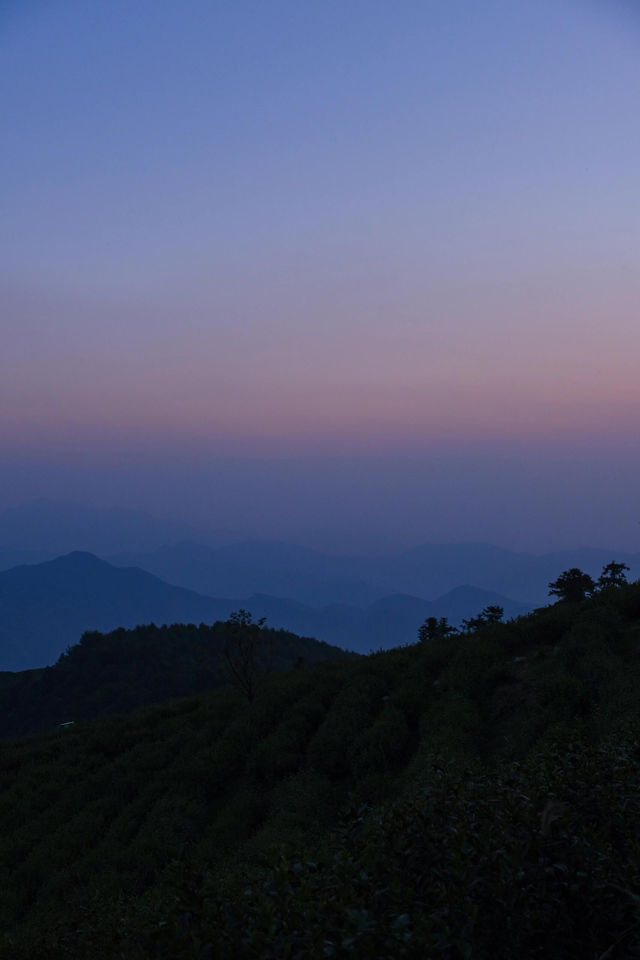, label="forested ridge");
[0,620,346,739]
[2,572,640,957]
